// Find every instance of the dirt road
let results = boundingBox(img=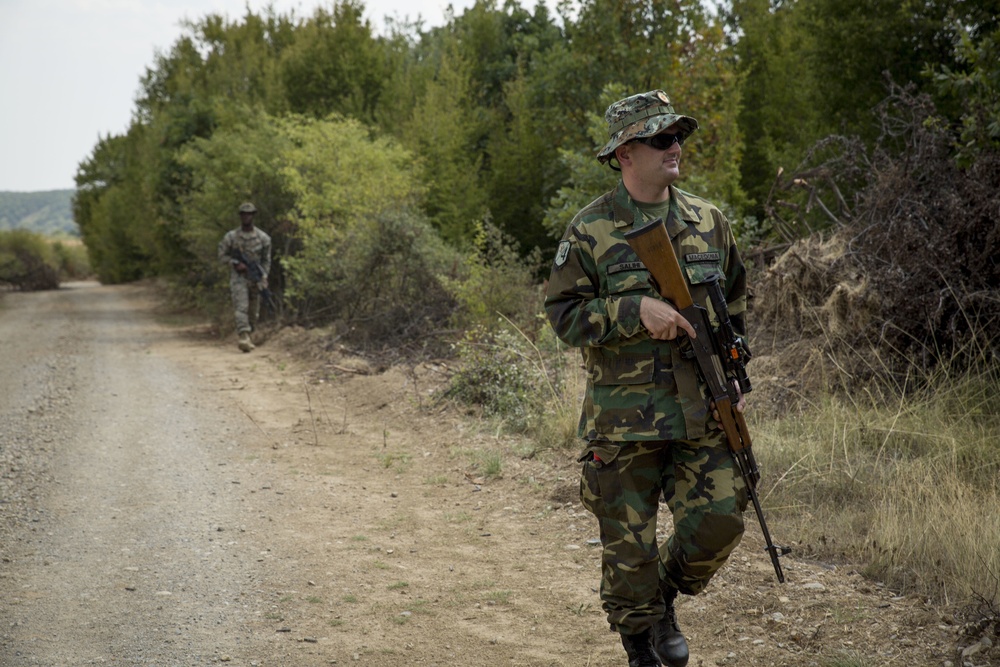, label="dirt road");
[0,282,962,666]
